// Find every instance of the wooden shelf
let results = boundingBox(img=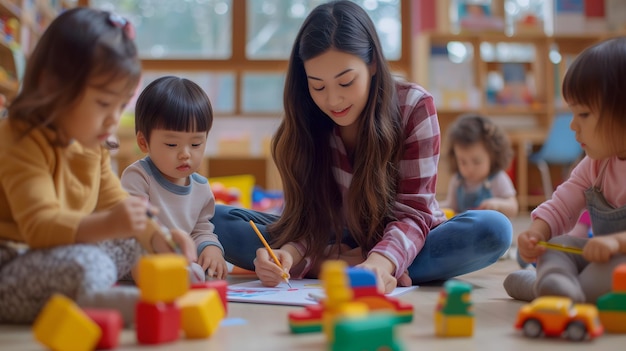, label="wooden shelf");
[0,0,66,101]
[414,30,618,210]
